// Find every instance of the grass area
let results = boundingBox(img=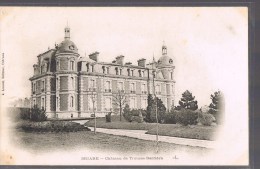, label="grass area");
[86,116,218,141]
[145,124,217,141]
[11,128,210,155]
[86,115,157,130]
